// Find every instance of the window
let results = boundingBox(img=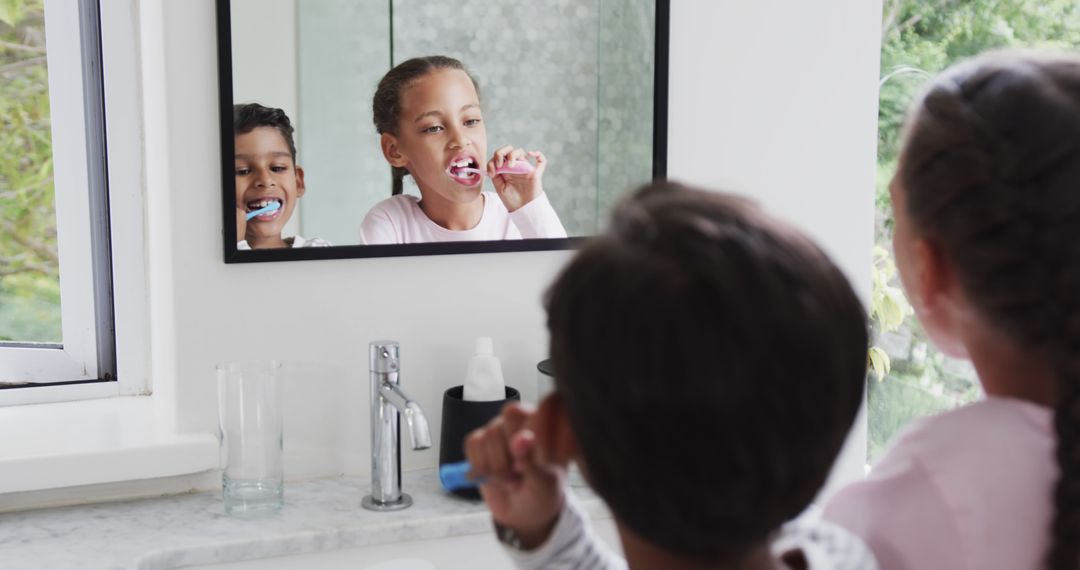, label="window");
[0,0,144,405]
[868,0,1080,462]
